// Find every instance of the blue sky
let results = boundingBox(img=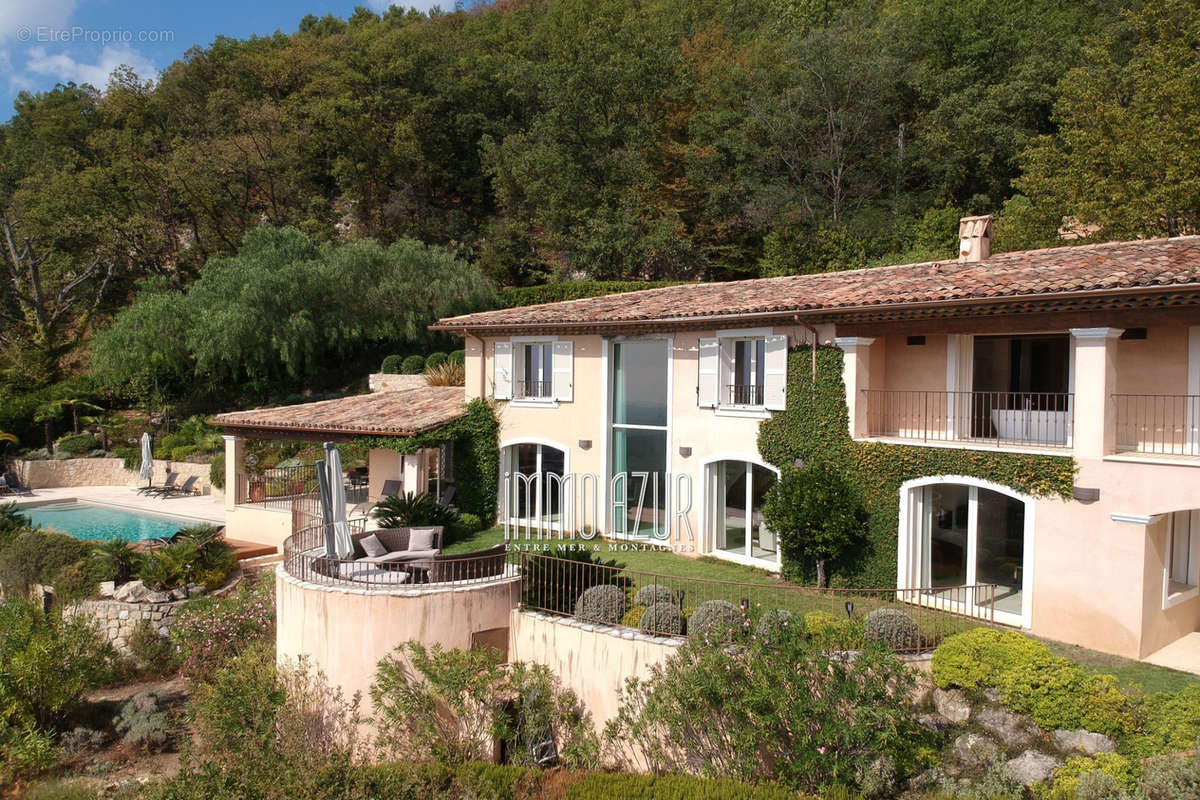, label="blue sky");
[0,0,458,119]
